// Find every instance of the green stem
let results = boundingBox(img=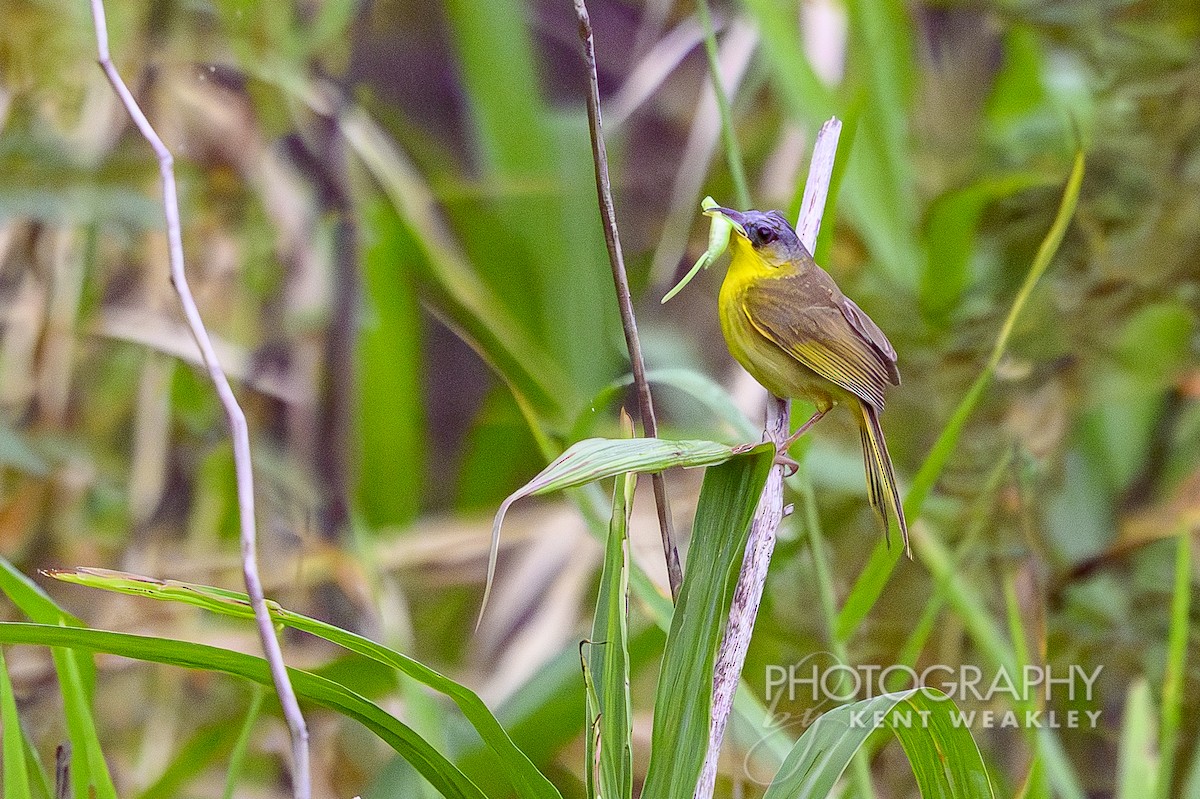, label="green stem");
[223,687,265,799]
[695,0,751,208]
[1159,526,1192,799]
